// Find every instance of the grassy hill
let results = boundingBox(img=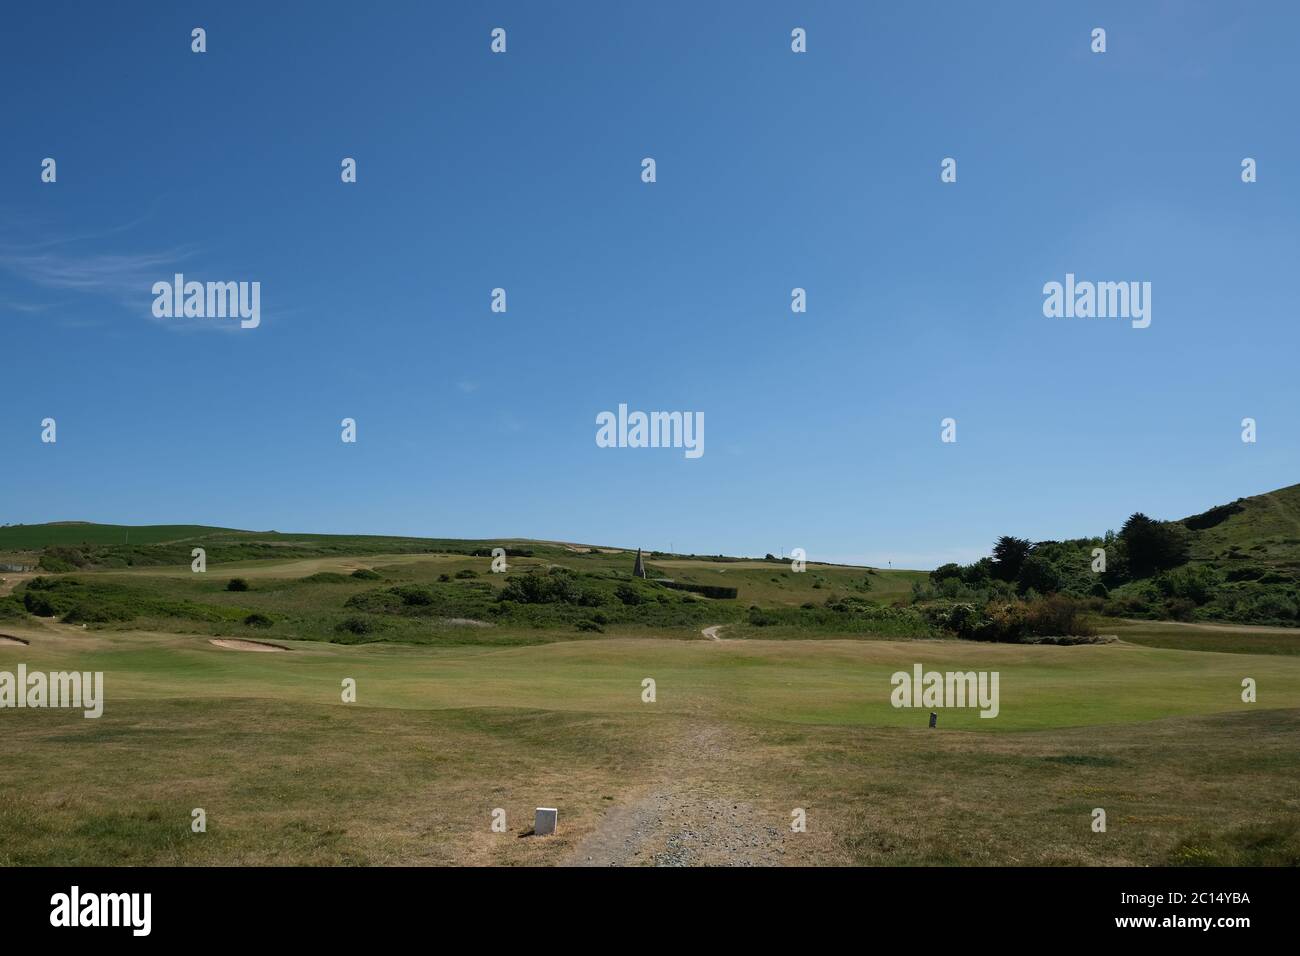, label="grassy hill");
[0,522,236,550]
[914,482,1300,631]
[6,481,1300,640]
[1182,482,1300,568]
[1111,482,1300,625]
[0,521,928,644]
